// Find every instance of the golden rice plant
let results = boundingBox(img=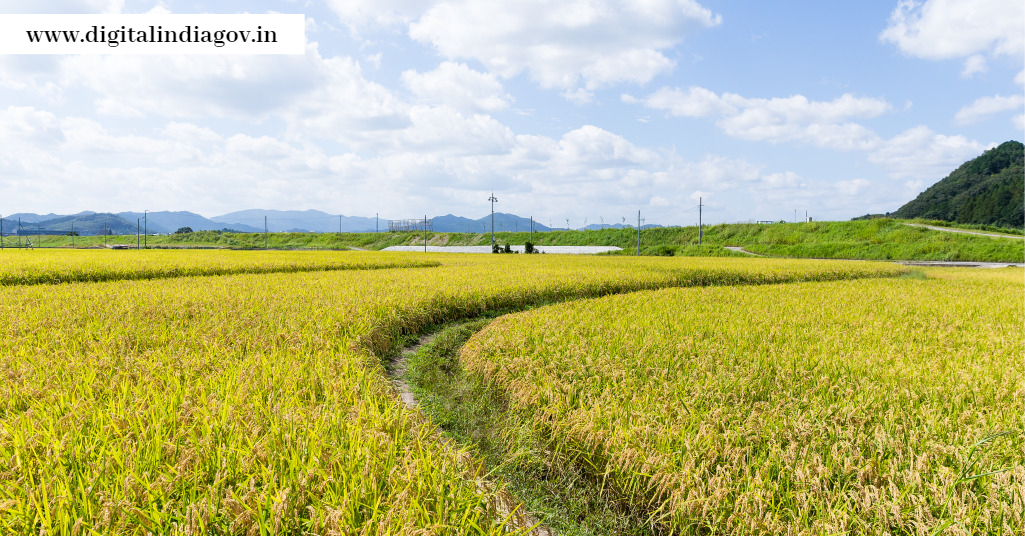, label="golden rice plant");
[461,267,1023,535]
[0,249,440,286]
[0,254,907,533]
